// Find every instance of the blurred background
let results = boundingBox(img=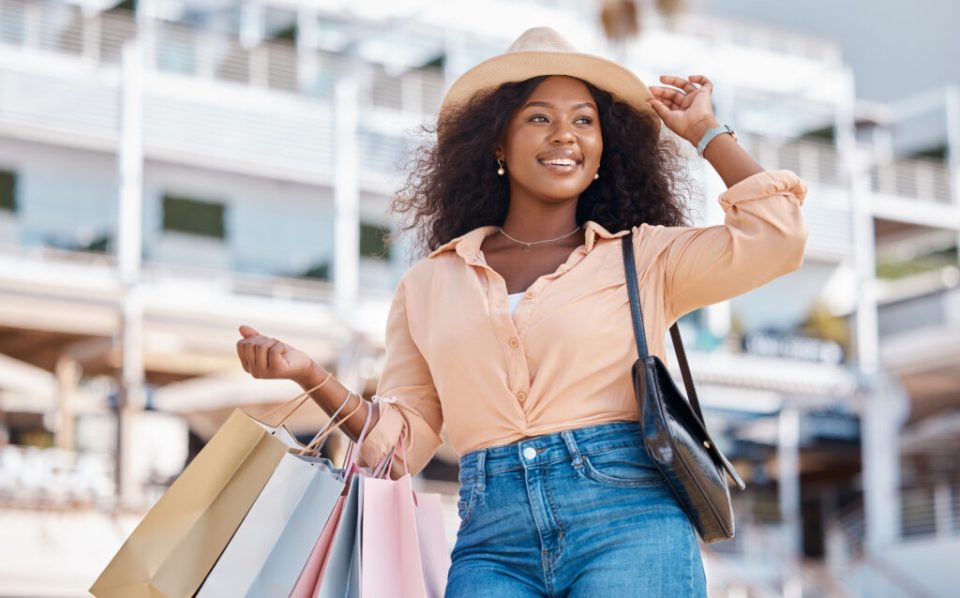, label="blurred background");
[0,0,957,596]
